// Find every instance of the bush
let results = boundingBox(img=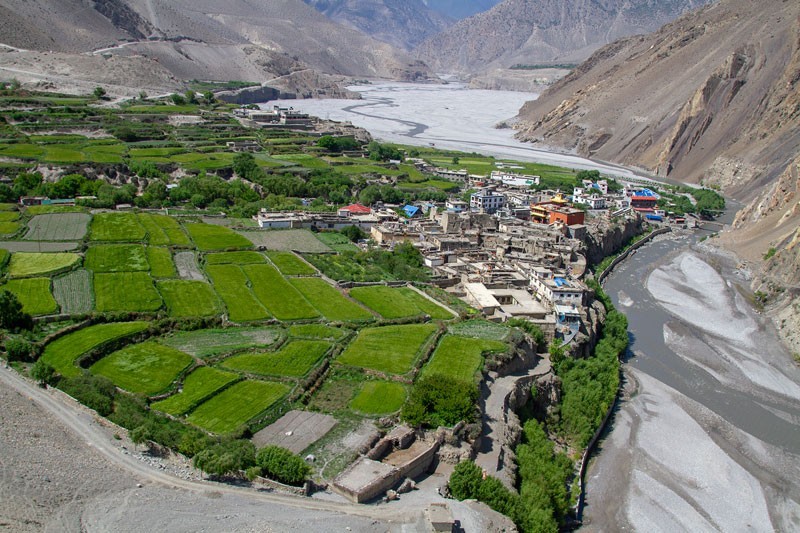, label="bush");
[31,359,55,385]
[255,445,311,486]
[0,290,33,331]
[193,439,256,477]
[448,461,483,500]
[60,374,117,417]
[5,338,33,362]
[402,374,478,428]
